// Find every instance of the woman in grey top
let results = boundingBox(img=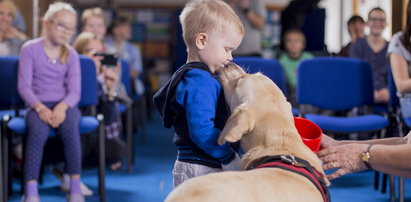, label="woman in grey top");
[0,0,28,56]
[388,1,411,119]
